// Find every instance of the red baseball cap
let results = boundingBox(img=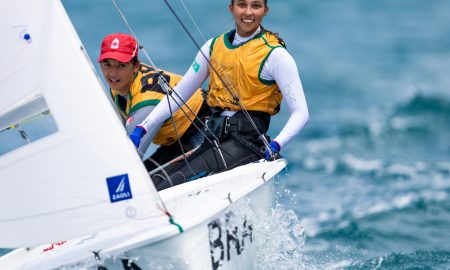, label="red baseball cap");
[98,33,138,63]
